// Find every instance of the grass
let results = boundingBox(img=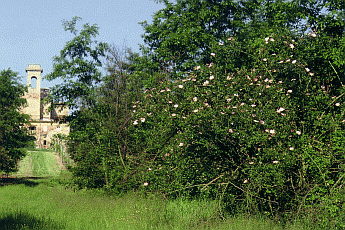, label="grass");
[15,150,63,178]
[0,174,318,230]
[0,149,330,229]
